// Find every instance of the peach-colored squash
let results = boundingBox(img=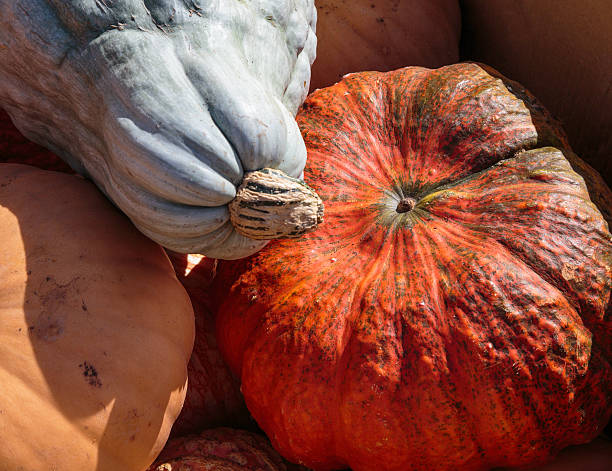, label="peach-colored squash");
[0,164,194,471]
